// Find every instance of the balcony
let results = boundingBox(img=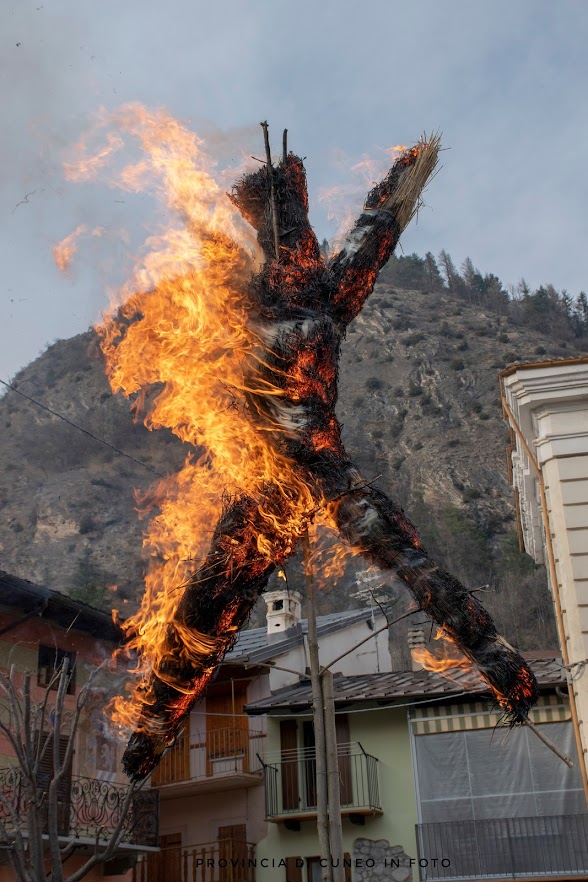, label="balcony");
[416,814,588,880]
[134,839,256,882]
[263,742,382,823]
[0,768,159,849]
[152,726,265,797]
